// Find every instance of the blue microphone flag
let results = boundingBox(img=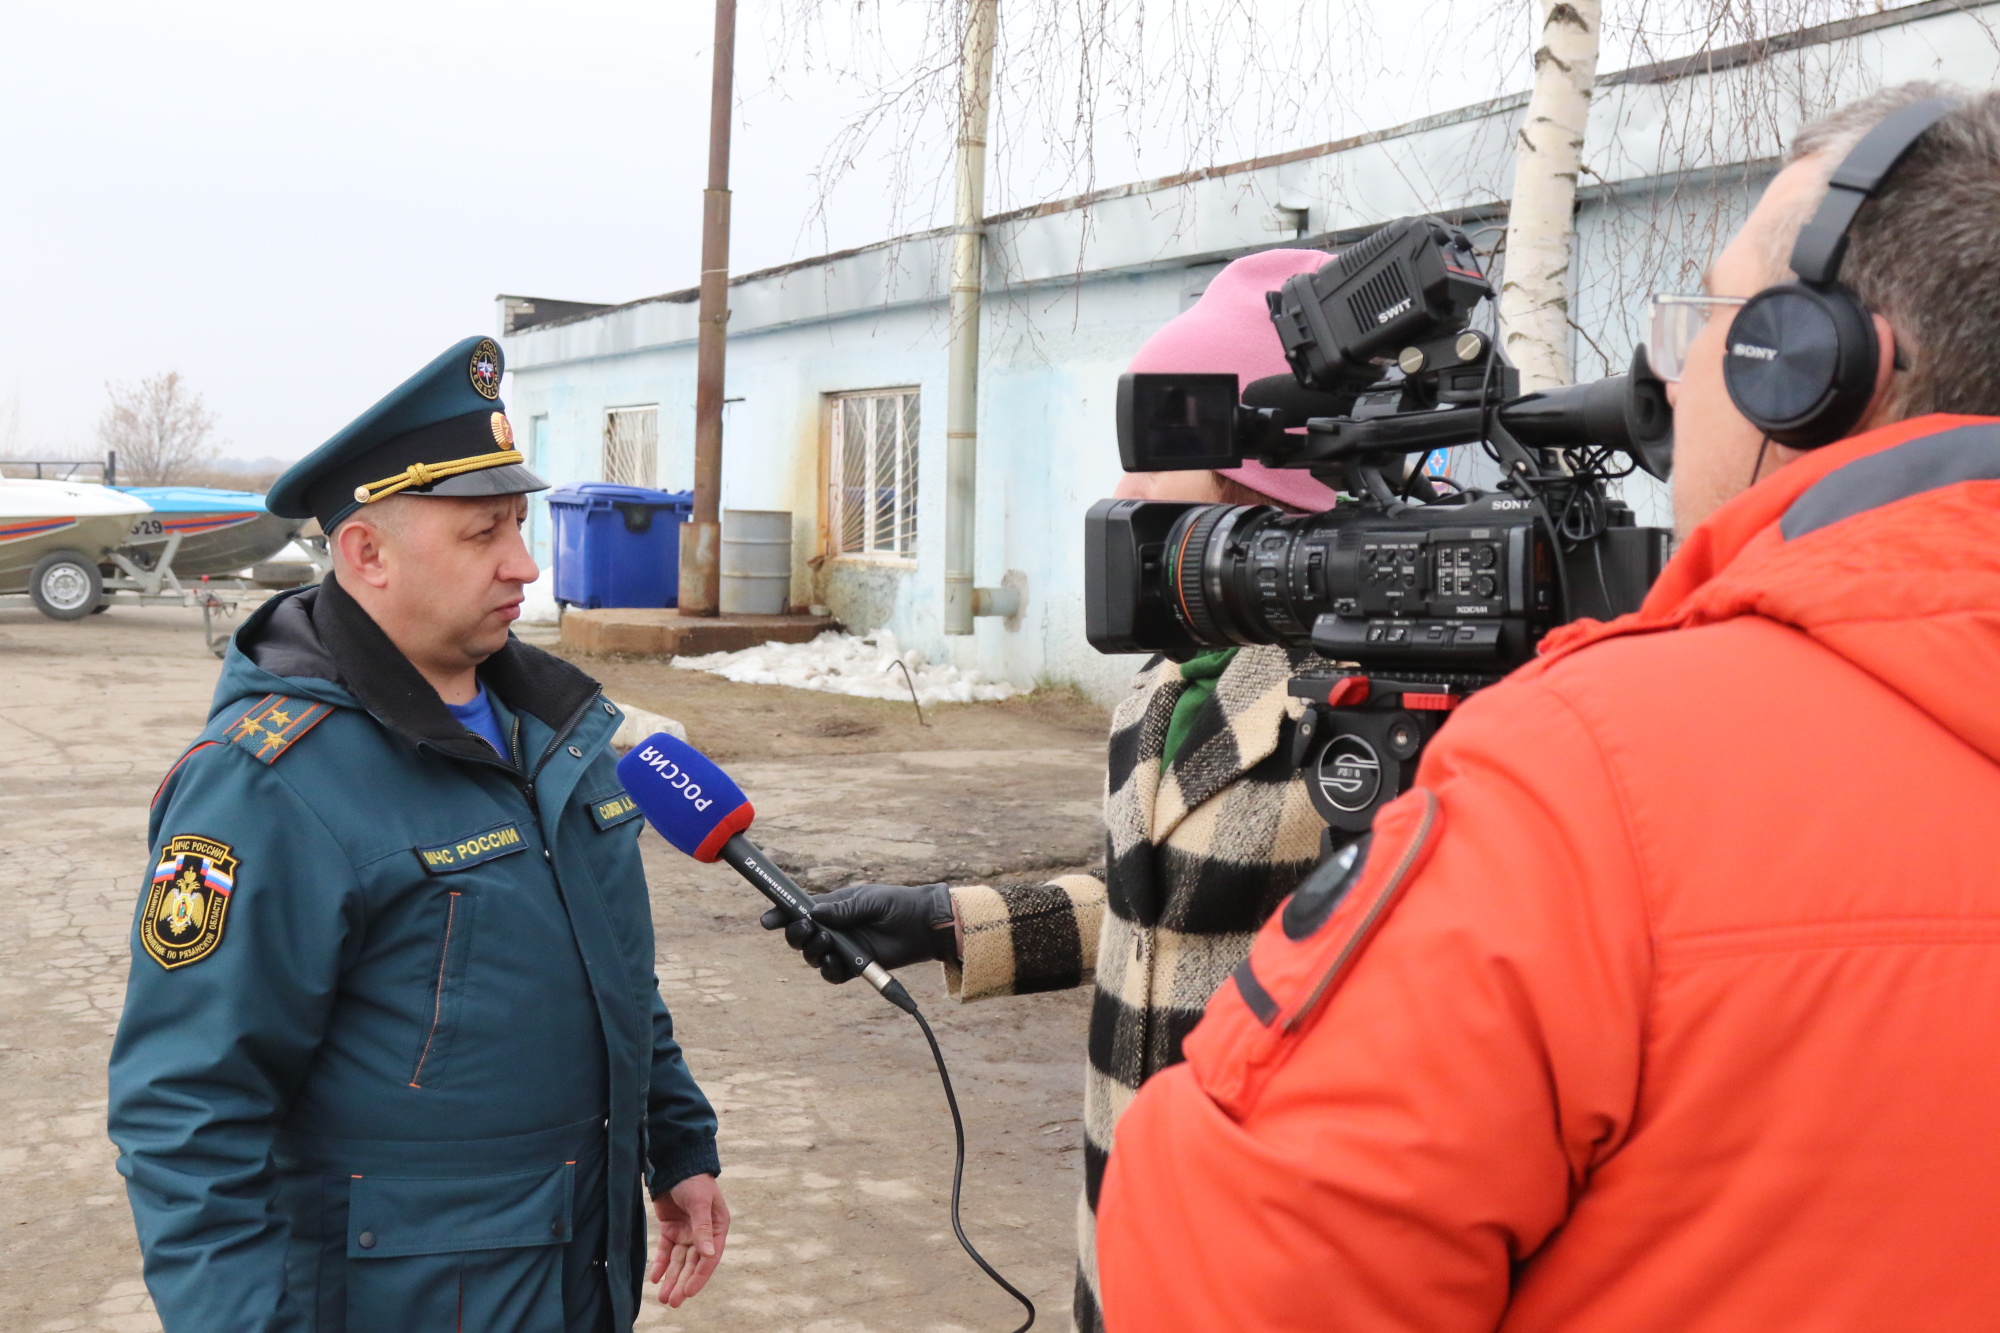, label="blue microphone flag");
[614,732,755,862]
